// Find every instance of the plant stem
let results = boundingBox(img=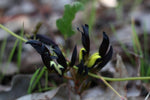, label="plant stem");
[97,73,126,100]
[74,65,150,81]
[89,72,150,81]
[0,24,27,42]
